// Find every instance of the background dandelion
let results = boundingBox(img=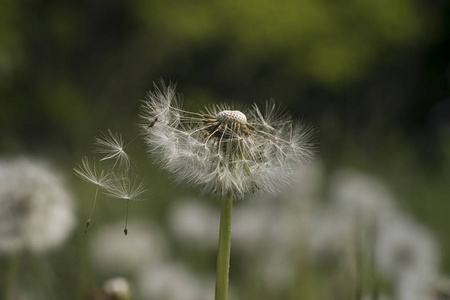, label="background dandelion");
[89,220,168,275]
[0,157,75,254]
